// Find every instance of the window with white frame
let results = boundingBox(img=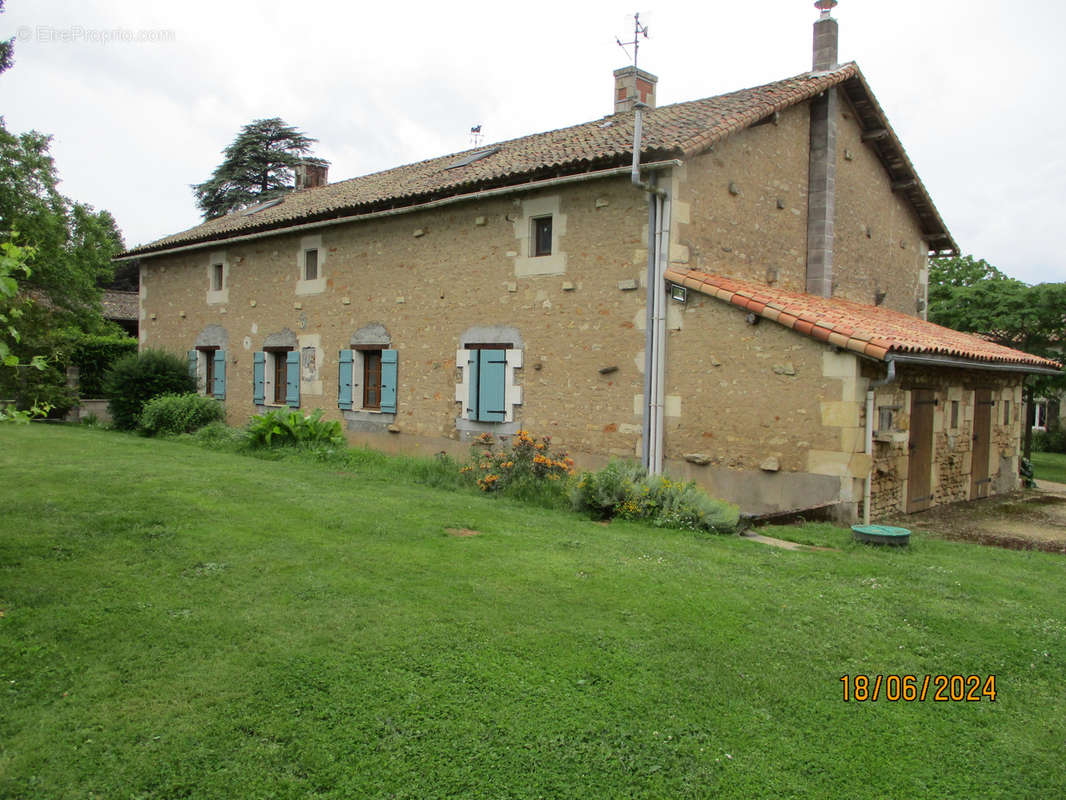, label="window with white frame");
[296,234,326,295]
[456,332,522,433]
